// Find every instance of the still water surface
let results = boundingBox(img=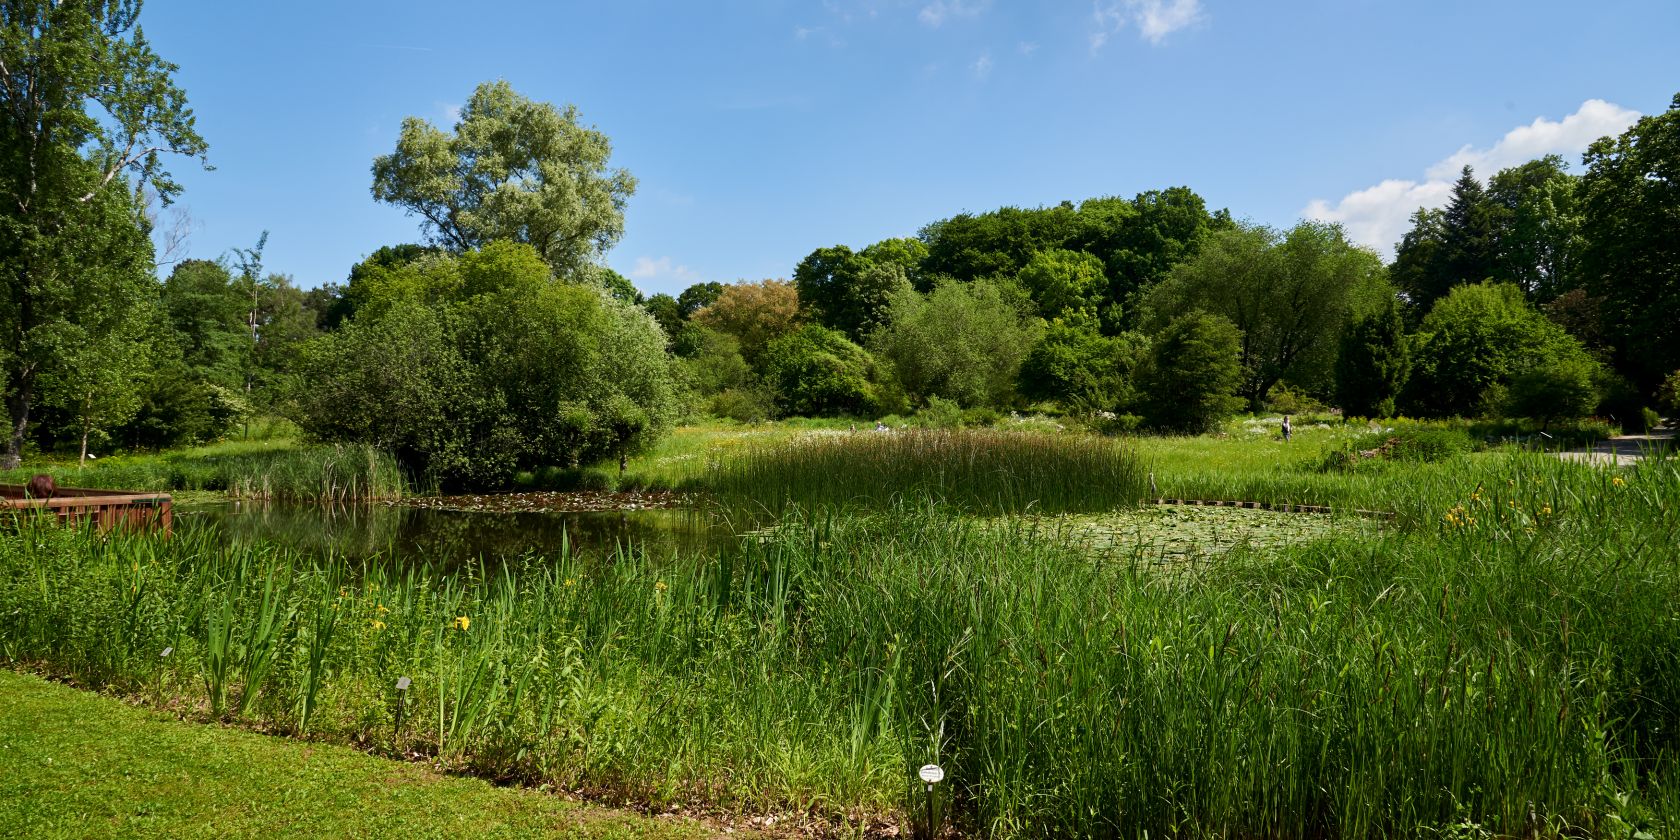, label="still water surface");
[179,501,730,566]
